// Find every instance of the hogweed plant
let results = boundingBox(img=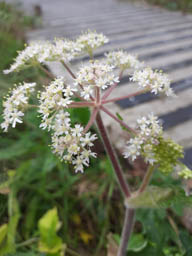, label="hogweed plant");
[1,30,192,255]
